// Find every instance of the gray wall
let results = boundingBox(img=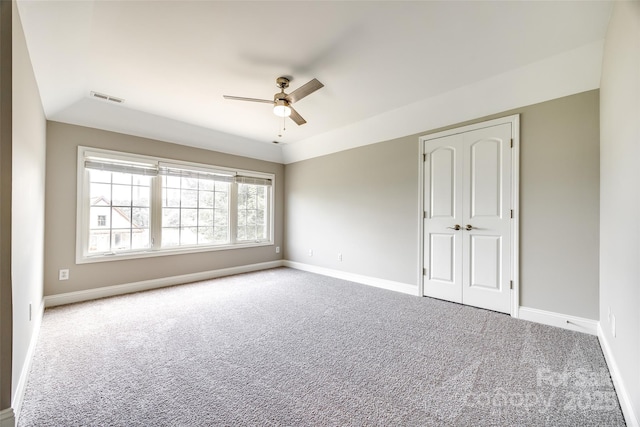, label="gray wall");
[518,92,599,318]
[599,1,640,424]
[44,122,284,296]
[11,0,46,407]
[285,89,600,320]
[285,134,419,285]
